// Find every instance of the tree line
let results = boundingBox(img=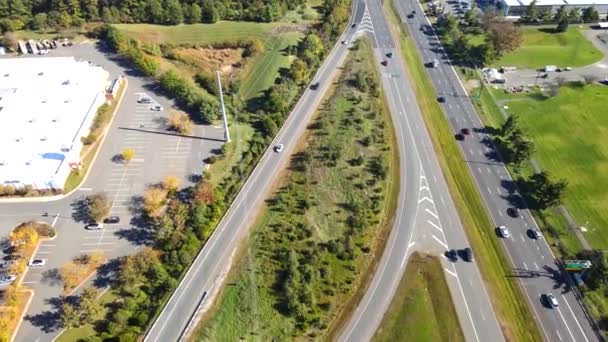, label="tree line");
[0,0,306,33]
[518,0,602,31]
